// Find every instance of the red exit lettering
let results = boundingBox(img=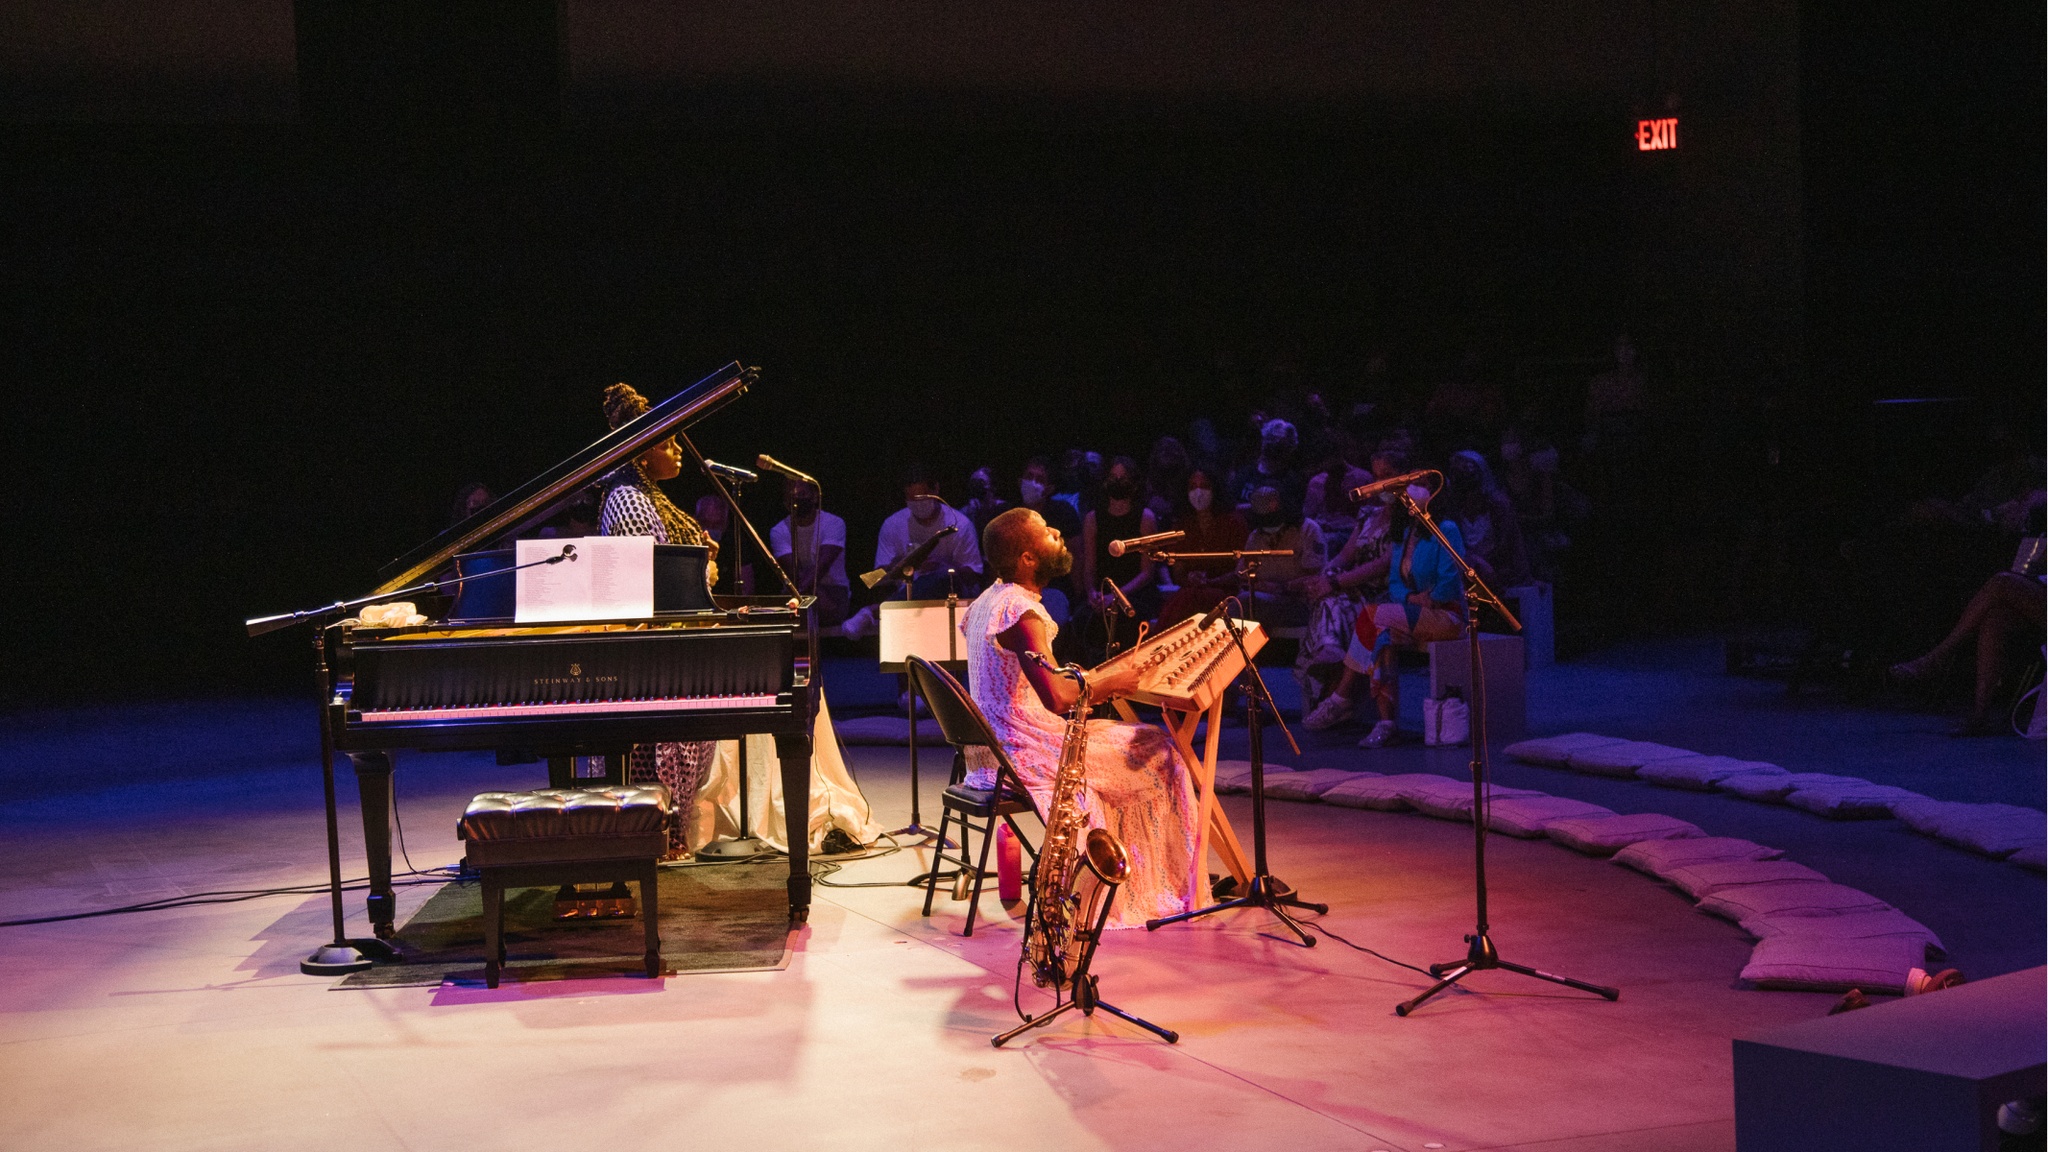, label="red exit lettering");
[1636,117,1679,151]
